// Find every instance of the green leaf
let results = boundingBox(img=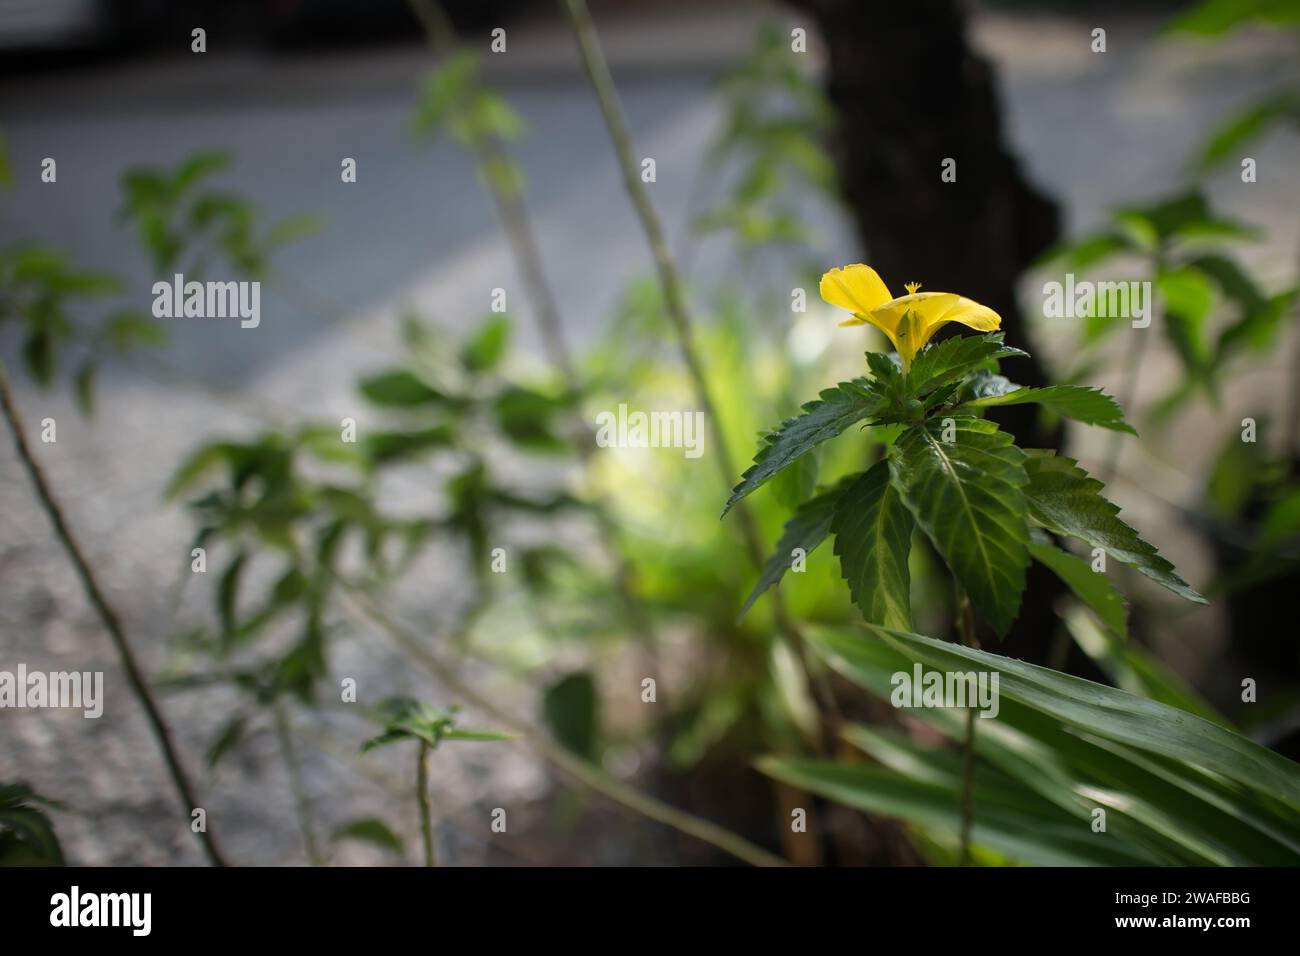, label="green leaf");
[21,330,54,387]
[818,625,1300,809]
[460,315,511,373]
[905,332,1027,399]
[758,757,1149,866]
[723,379,885,514]
[889,417,1029,636]
[206,715,248,768]
[1196,92,1300,170]
[958,384,1136,434]
[103,311,168,352]
[493,386,570,453]
[361,426,456,466]
[831,461,913,629]
[73,361,96,417]
[1022,453,1206,604]
[740,477,847,619]
[804,628,1300,865]
[358,369,448,407]
[1167,0,1300,37]
[362,699,508,753]
[217,552,248,643]
[332,818,404,854]
[1062,605,1227,726]
[541,672,600,761]
[1028,538,1128,639]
